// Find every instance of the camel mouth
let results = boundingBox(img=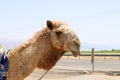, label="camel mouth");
[71,51,80,57]
[68,42,80,57]
[67,36,80,57]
